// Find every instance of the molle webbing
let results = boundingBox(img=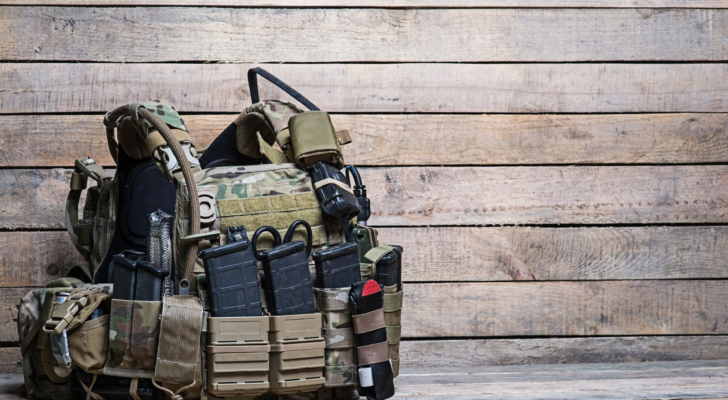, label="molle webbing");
[153,296,204,390]
[314,287,357,388]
